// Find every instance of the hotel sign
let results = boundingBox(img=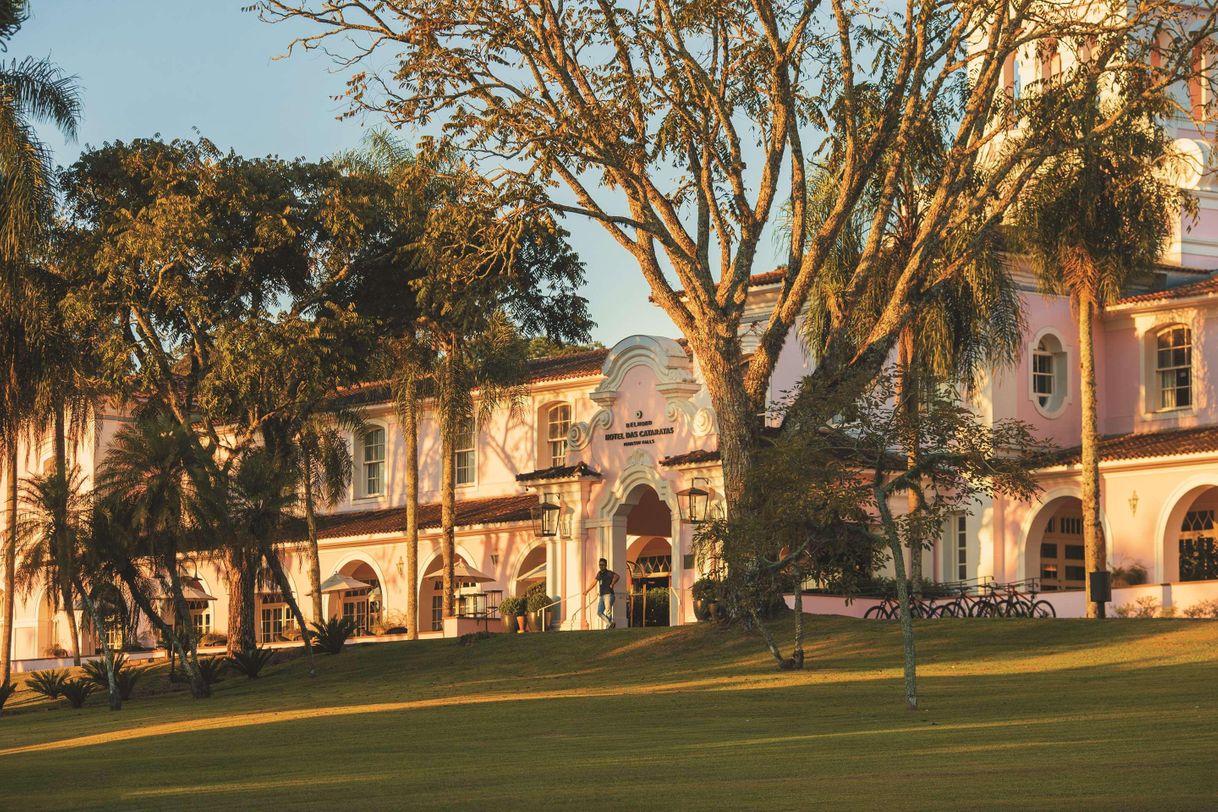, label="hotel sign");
[605,411,674,447]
